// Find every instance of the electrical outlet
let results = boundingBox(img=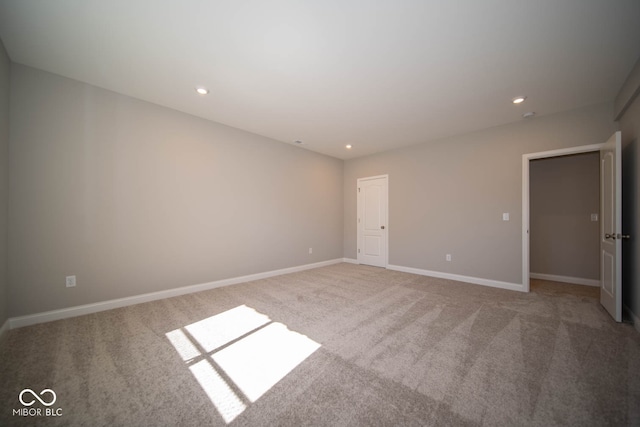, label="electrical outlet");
[309,247,313,254]
[446,254,452,262]
[503,213,510,221]
[66,275,76,288]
